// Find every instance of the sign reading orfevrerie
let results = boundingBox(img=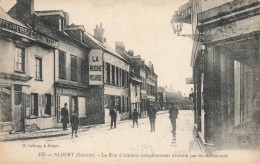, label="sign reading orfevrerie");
[89,49,103,85]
